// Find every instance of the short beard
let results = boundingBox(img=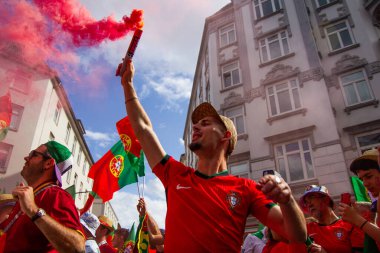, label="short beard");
[188,142,201,152]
